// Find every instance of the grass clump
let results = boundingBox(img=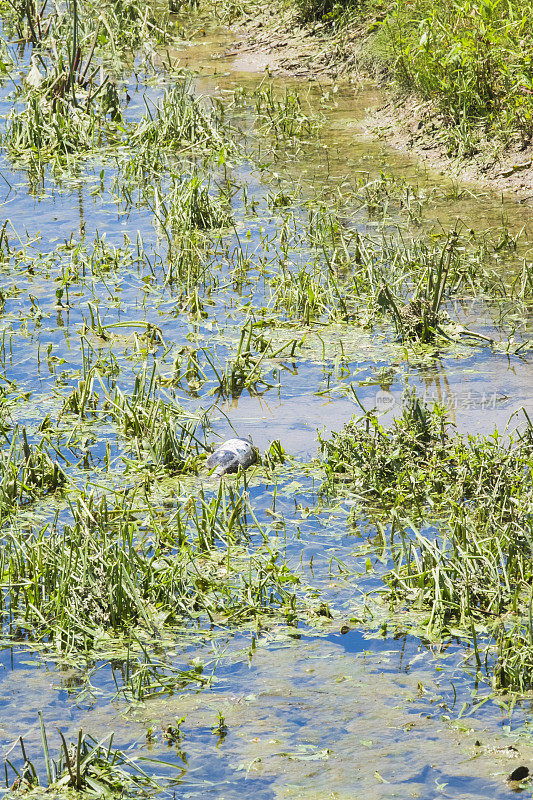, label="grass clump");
[1,485,305,652]
[2,0,165,54]
[135,171,231,245]
[4,96,112,164]
[129,81,231,154]
[1,0,174,167]
[268,262,353,324]
[104,371,208,475]
[384,507,533,692]
[320,392,530,510]
[0,428,66,516]
[200,320,303,399]
[322,393,533,690]
[60,366,207,475]
[5,722,162,797]
[375,234,455,342]
[162,172,232,230]
[253,83,322,142]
